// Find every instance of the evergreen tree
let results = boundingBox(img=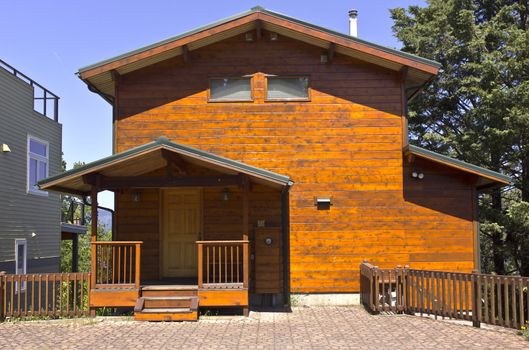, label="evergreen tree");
[391,0,529,275]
